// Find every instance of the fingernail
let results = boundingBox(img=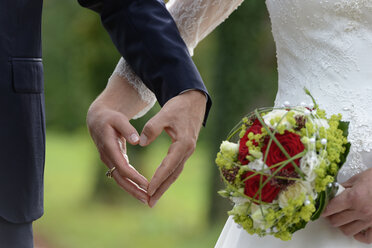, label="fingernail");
[150,199,158,208]
[130,133,139,143]
[148,188,155,196]
[139,134,147,146]
[149,199,158,208]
